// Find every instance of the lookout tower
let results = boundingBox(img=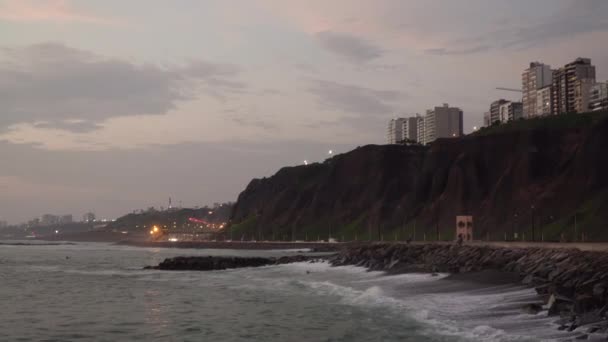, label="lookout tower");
[456,216,473,242]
